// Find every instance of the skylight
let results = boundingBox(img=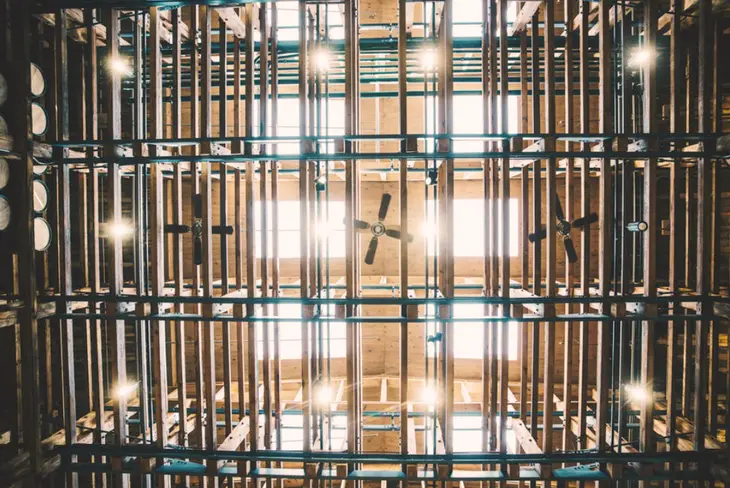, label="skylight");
[257,302,346,360]
[426,303,519,360]
[426,95,520,152]
[255,200,346,258]
[425,415,516,453]
[424,198,520,257]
